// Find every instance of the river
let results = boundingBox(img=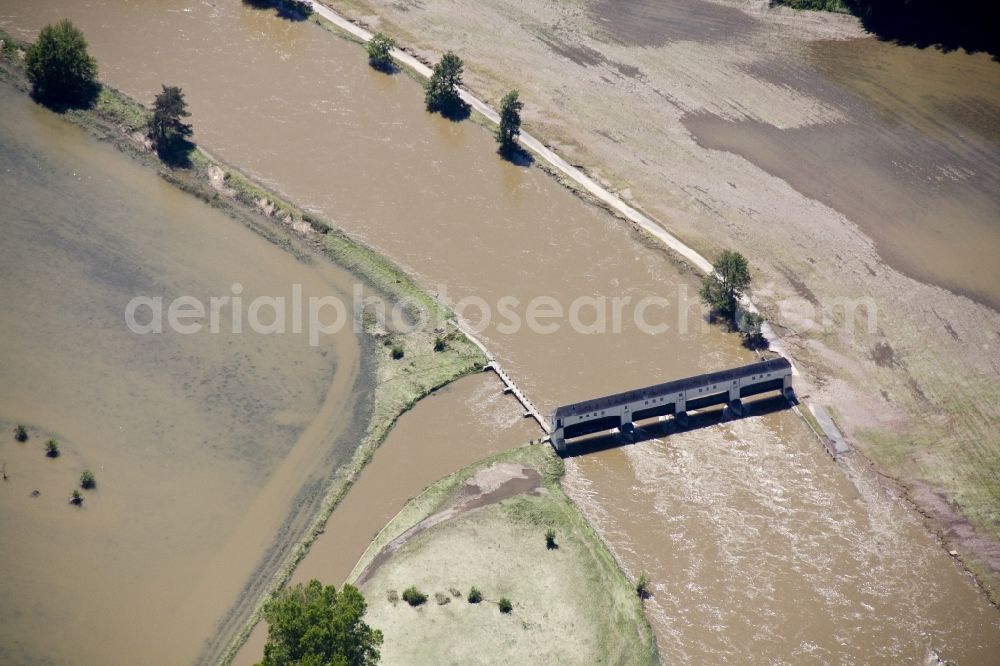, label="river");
[1,0,998,663]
